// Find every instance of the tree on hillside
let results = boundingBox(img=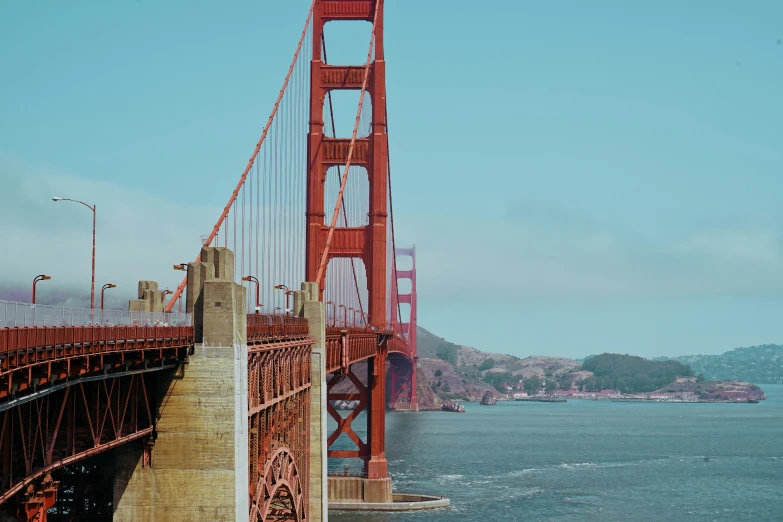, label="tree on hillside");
[545,380,556,393]
[435,342,459,365]
[581,353,693,393]
[524,376,541,394]
[557,373,574,390]
[484,371,514,393]
[478,358,495,371]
